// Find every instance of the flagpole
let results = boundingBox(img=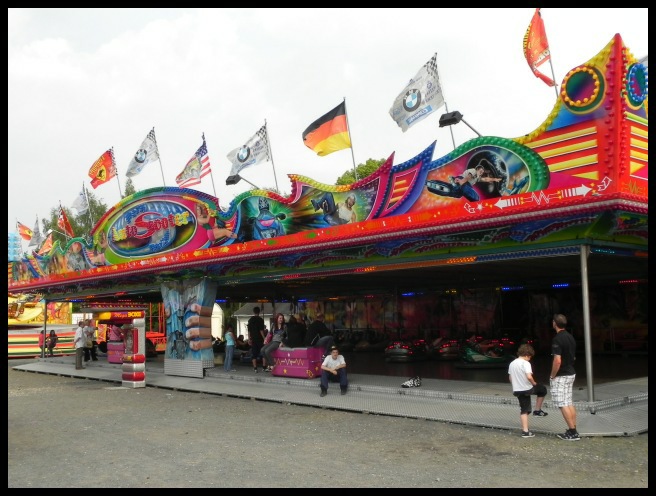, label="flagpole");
[443,101,457,150]
[203,132,218,197]
[548,57,559,99]
[430,52,457,150]
[343,97,359,182]
[152,127,166,186]
[82,183,95,228]
[208,169,218,197]
[112,148,124,199]
[539,10,559,99]
[264,120,280,193]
